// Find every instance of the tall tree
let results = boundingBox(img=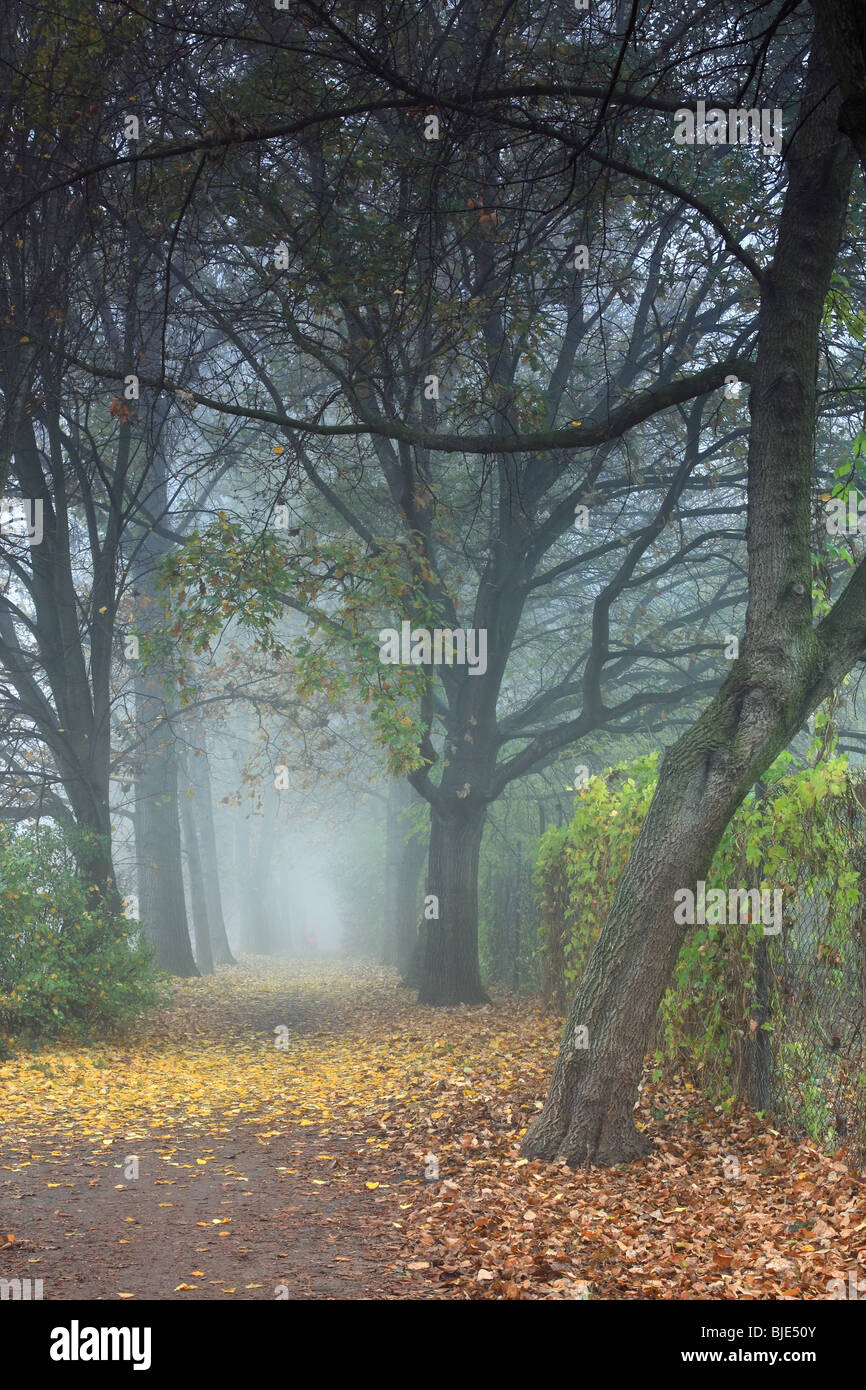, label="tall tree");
[523,33,862,1165]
